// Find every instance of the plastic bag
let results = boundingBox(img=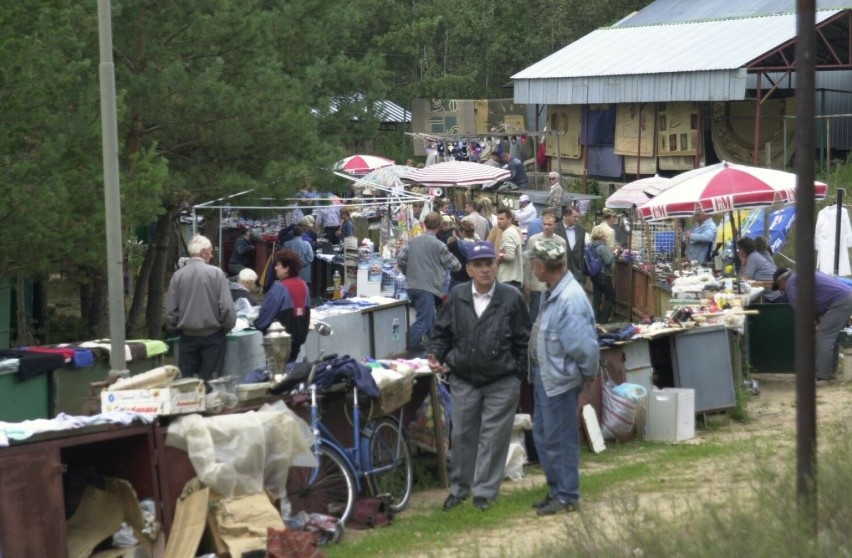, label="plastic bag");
[600,379,640,440]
